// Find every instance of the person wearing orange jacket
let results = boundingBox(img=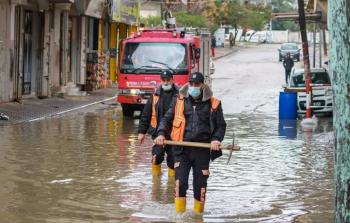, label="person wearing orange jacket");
[154,72,226,214]
[138,70,179,177]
